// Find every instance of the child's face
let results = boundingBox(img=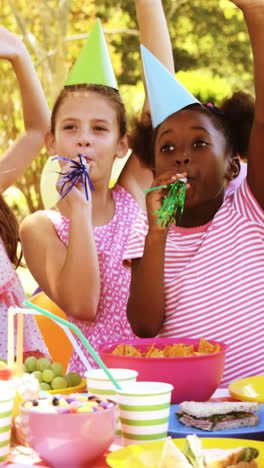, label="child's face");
[46,90,127,183]
[154,109,231,210]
